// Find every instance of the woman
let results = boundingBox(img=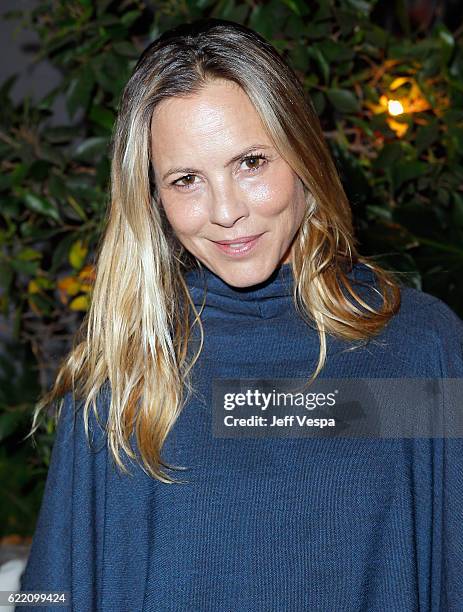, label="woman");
[19,18,463,612]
